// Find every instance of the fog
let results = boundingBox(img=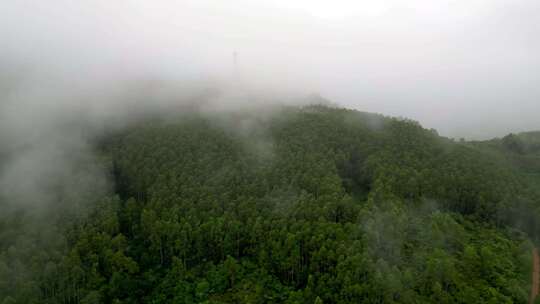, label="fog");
[3,1,539,207]
[2,0,540,140]
[2,2,540,203]
[2,0,540,196]
[1,3,539,300]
